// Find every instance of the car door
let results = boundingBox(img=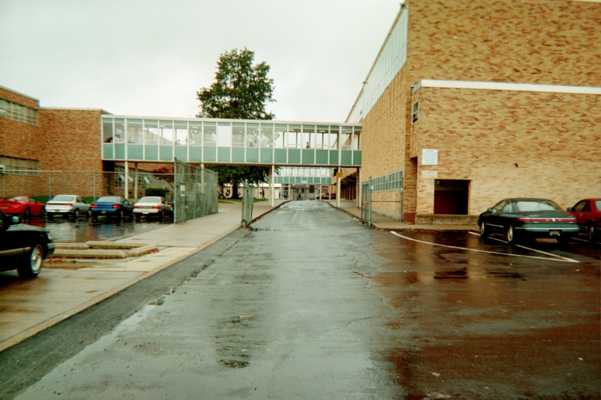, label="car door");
[486,200,507,234]
[571,200,589,225]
